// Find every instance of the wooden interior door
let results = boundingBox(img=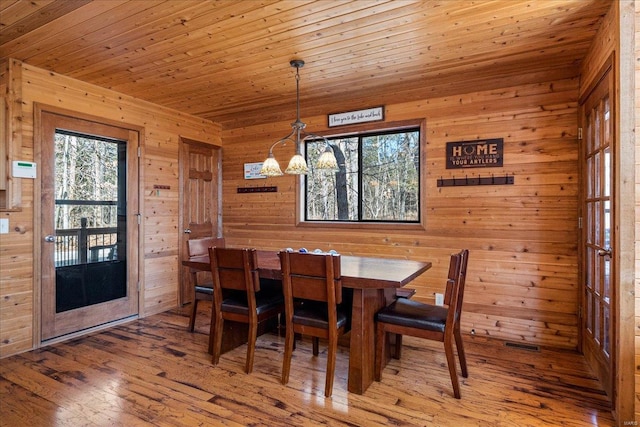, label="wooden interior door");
[580,63,614,399]
[179,139,221,304]
[40,109,139,341]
